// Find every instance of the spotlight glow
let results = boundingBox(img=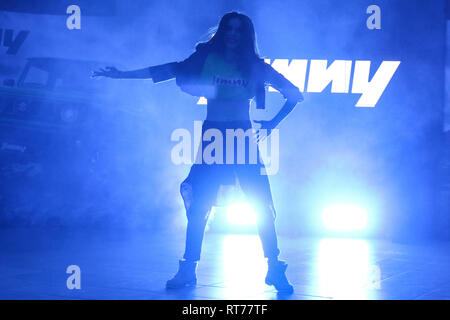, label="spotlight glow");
[316,238,378,299]
[321,204,368,231]
[226,202,257,225]
[220,235,267,298]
